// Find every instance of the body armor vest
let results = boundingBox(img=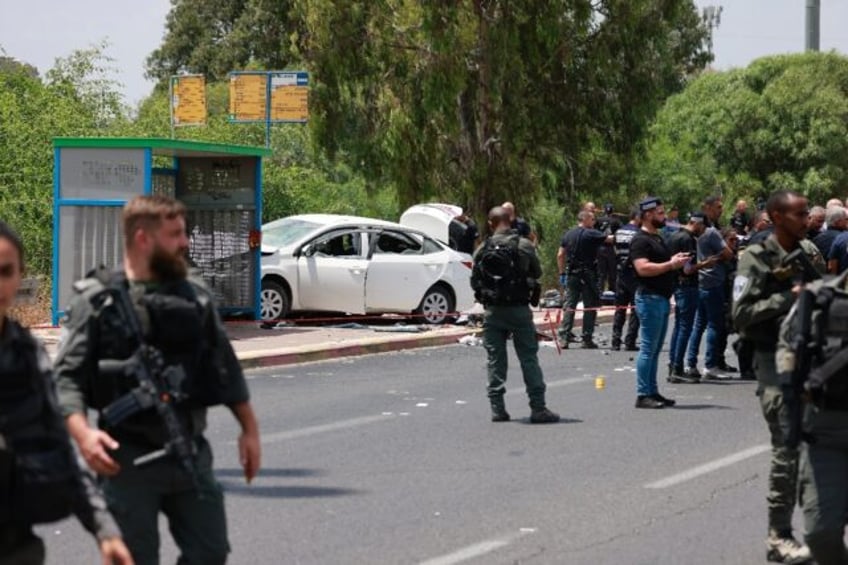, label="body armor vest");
[90,272,207,447]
